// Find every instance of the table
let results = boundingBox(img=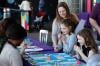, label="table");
[23,37,86,66]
